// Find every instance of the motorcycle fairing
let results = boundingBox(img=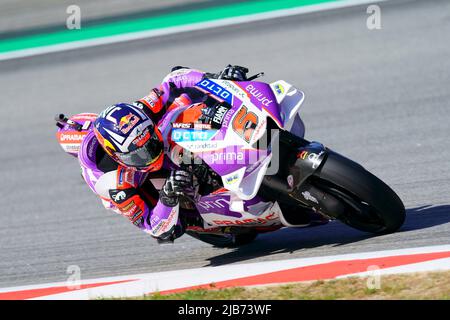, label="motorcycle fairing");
[196,189,282,227]
[194,79,304,200]
[165,78,307,223]
[196,79,304,132]
[270,80,305,134]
